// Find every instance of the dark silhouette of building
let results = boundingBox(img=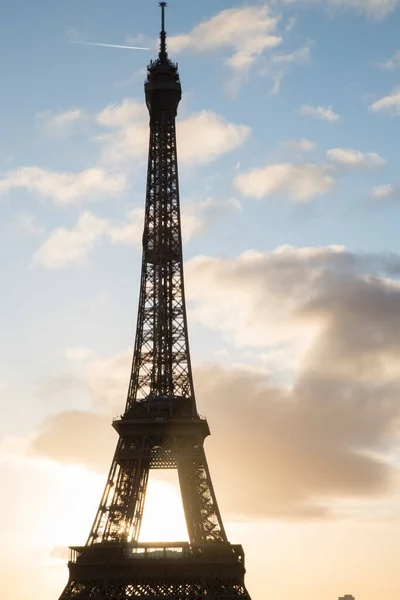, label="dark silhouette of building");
[56,3,252,599]
[339,595,355,600]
